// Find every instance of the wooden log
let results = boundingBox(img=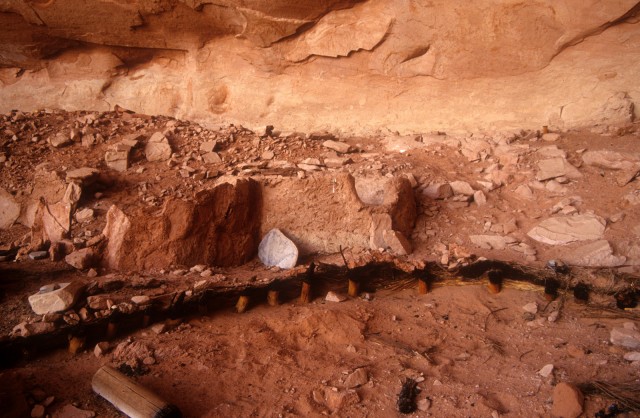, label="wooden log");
[418,279,429,295]
[348,279,359,297]
[267,290,279,306]
[300,282,312,304]
[236,295,250,313]
[92,365,181,418]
